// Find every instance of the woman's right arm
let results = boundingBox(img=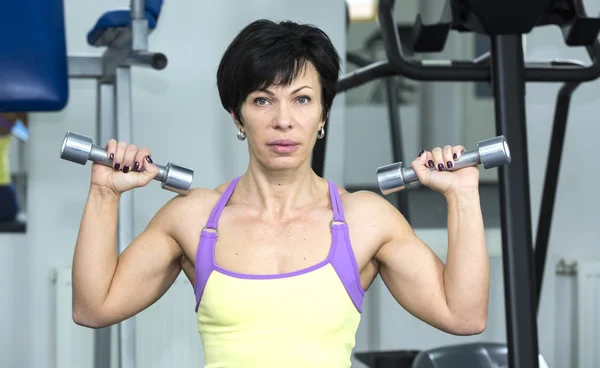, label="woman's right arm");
[71,138,197,328]
[71,185,185,328]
